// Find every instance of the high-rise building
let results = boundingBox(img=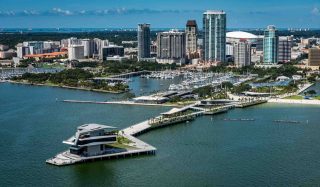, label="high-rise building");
[263,25,279,64]
[16,44,30,58]
[234,40,251,67]
[81,39,94,58]
[308,48,320,66]
[23,41,44,55]
[203,10,226,63]
[67,37,82,46]
[156,29,186,64]
[226,43,234,56]
[137,24,151,60]
[185,20,198,59]
[92,38,109,60]
[278,36,292,63]
[68,45,84,60]
[150,41,157,57]
[256,36,264,52]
